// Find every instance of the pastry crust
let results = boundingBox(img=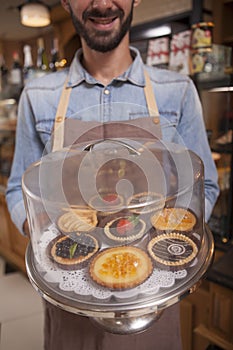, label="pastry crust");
[49,233,99,269]
[104,215,146,243]
[127,192,165,214]
[57,207,98,233]
[151,207,196,232]
[147,232,198,269]
[89,246,153,290]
